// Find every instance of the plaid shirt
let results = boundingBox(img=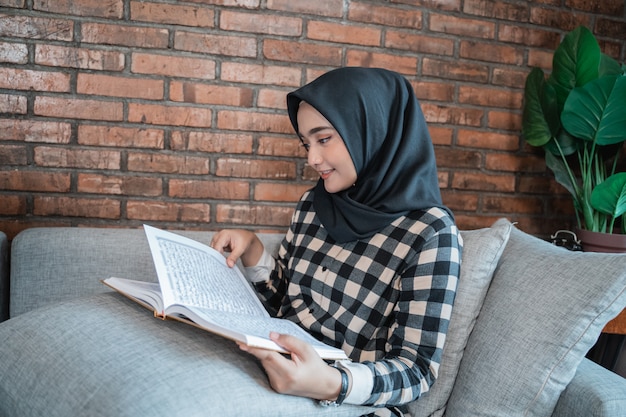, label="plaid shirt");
[253,190,461,408]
